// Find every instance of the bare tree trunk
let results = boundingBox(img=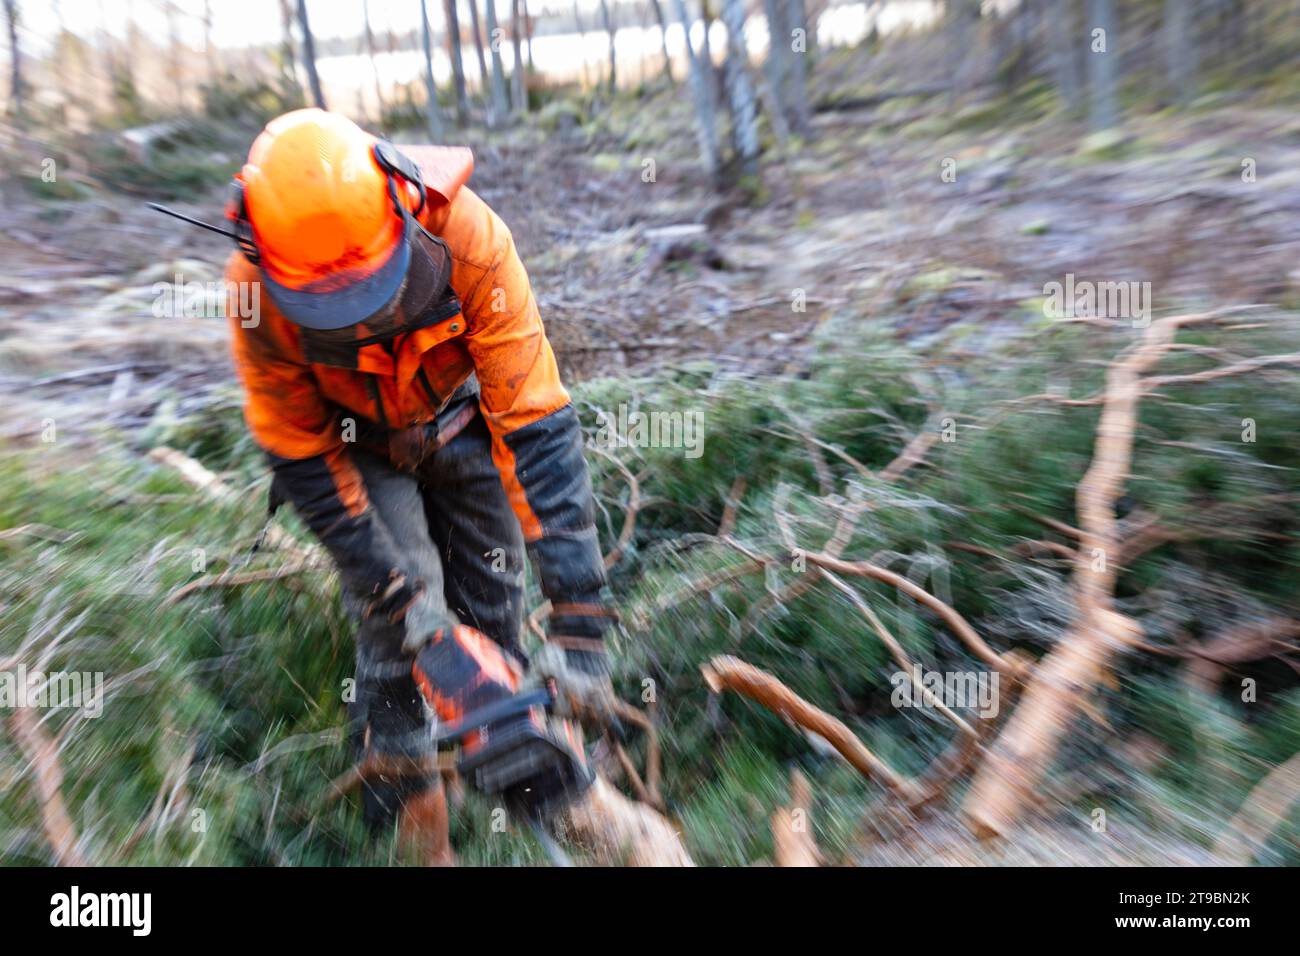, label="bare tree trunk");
[803,0,820,52]
[125,0,142,100]
[1087,0,1118,130]
[97,0,117,117]
[649,0,674,84]
[353,32,371,123]
[720,0,761,178]
[762,0,789,122]
[1049,0,1084,115]
[167,1,183,109]
[764,0,812,138]
[363,0,387,118]
[51,0,74,119]
[278,0,302,97]
[700,0,715,72]
[484,0,510,122]
[296,0,327,109]
[599,0,617,93]
[573,2,592,90]
[756,0,790,146]
[699,0,721,103]
[510,0,526,112]
[419,0,445,138]
[638,2,649,87]
[446,0,469,124]
[672,0,722,180]
[785,0,811,135]
[1163,0,1198,104]
[994,0,1037,93]
[3,0,23,125]
[468,0,490,102]
[203,0,218,82]
[946,0,981,106]
[523,0,534,74]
